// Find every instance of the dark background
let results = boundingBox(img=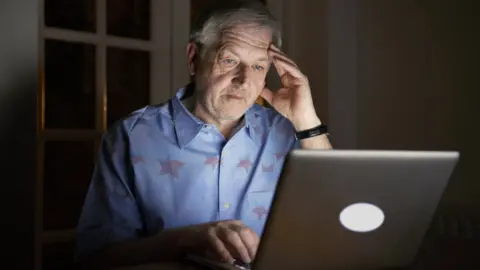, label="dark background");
[0,0,38,268]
